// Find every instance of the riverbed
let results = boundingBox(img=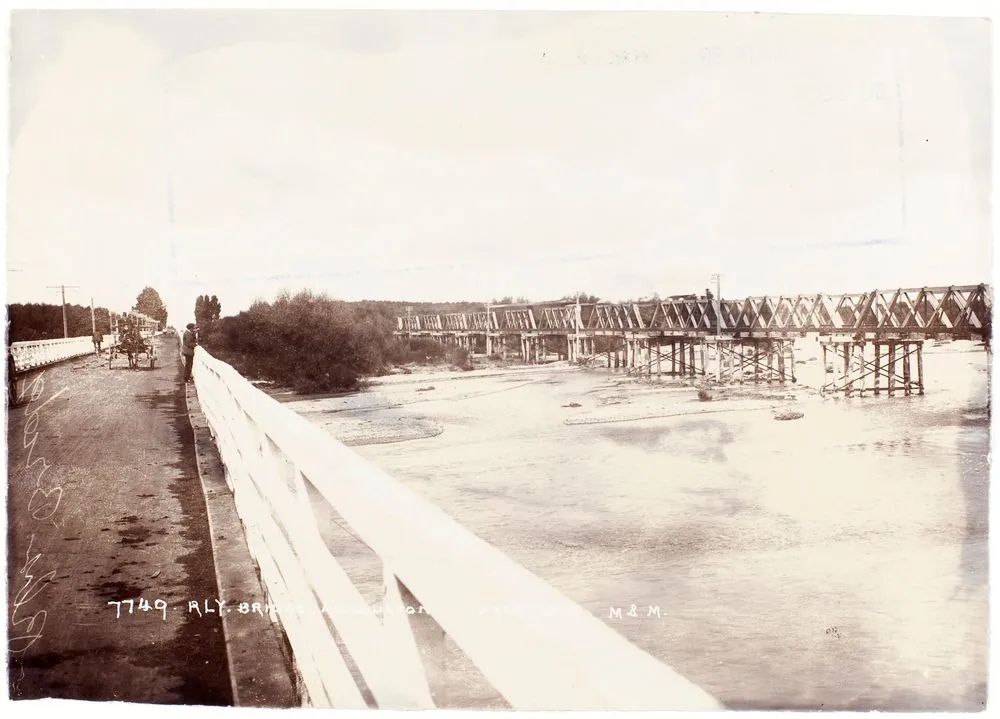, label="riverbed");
[285,339,989,710]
